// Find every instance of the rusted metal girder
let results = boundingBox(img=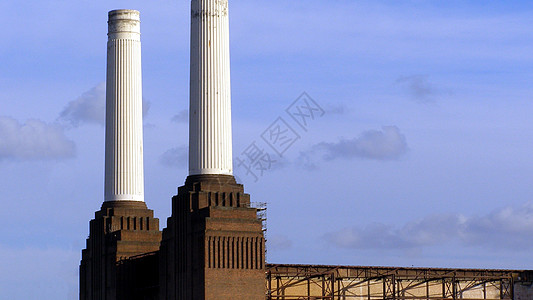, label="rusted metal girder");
[266,264,520,300]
